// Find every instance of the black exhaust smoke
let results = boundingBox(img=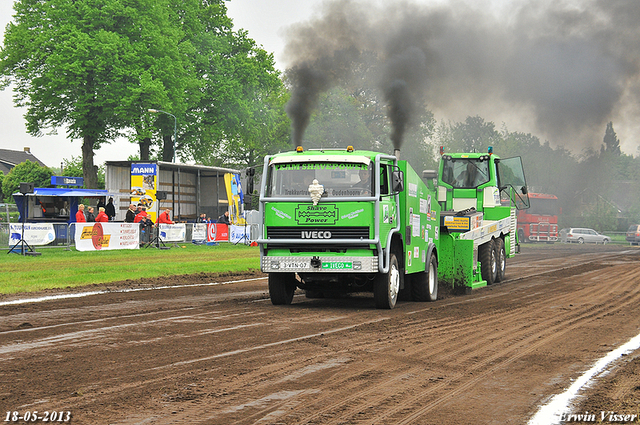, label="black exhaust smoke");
[282,0,640,152]
[381,46,427,152]
[285,64,329,147]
